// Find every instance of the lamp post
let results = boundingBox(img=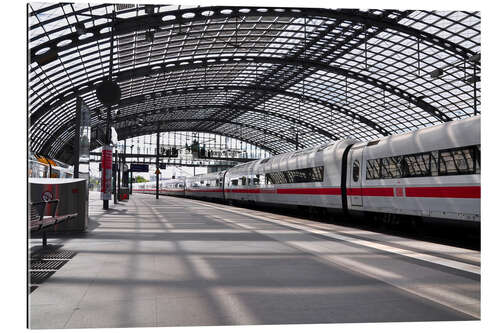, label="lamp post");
[289,126,300,151]
[129,144,134,195]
